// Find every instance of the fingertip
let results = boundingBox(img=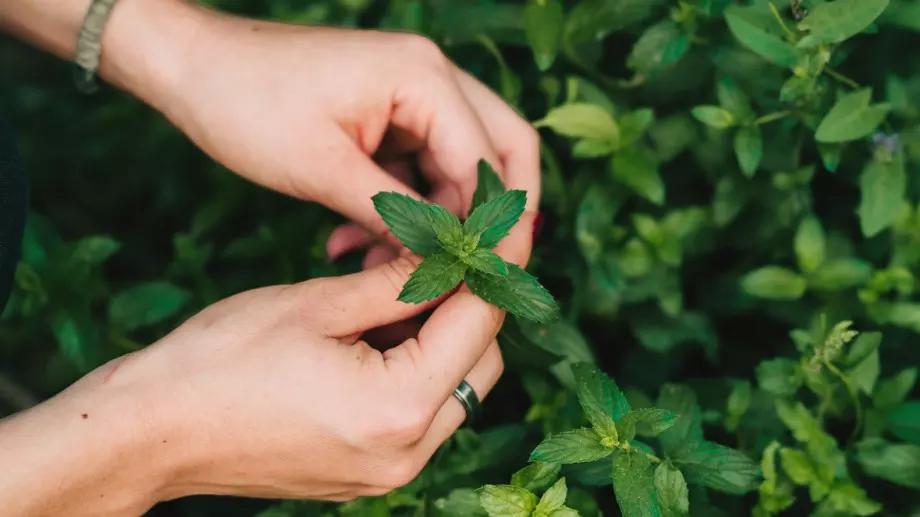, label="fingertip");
[327,224,374,262]
[363,244,399,270]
